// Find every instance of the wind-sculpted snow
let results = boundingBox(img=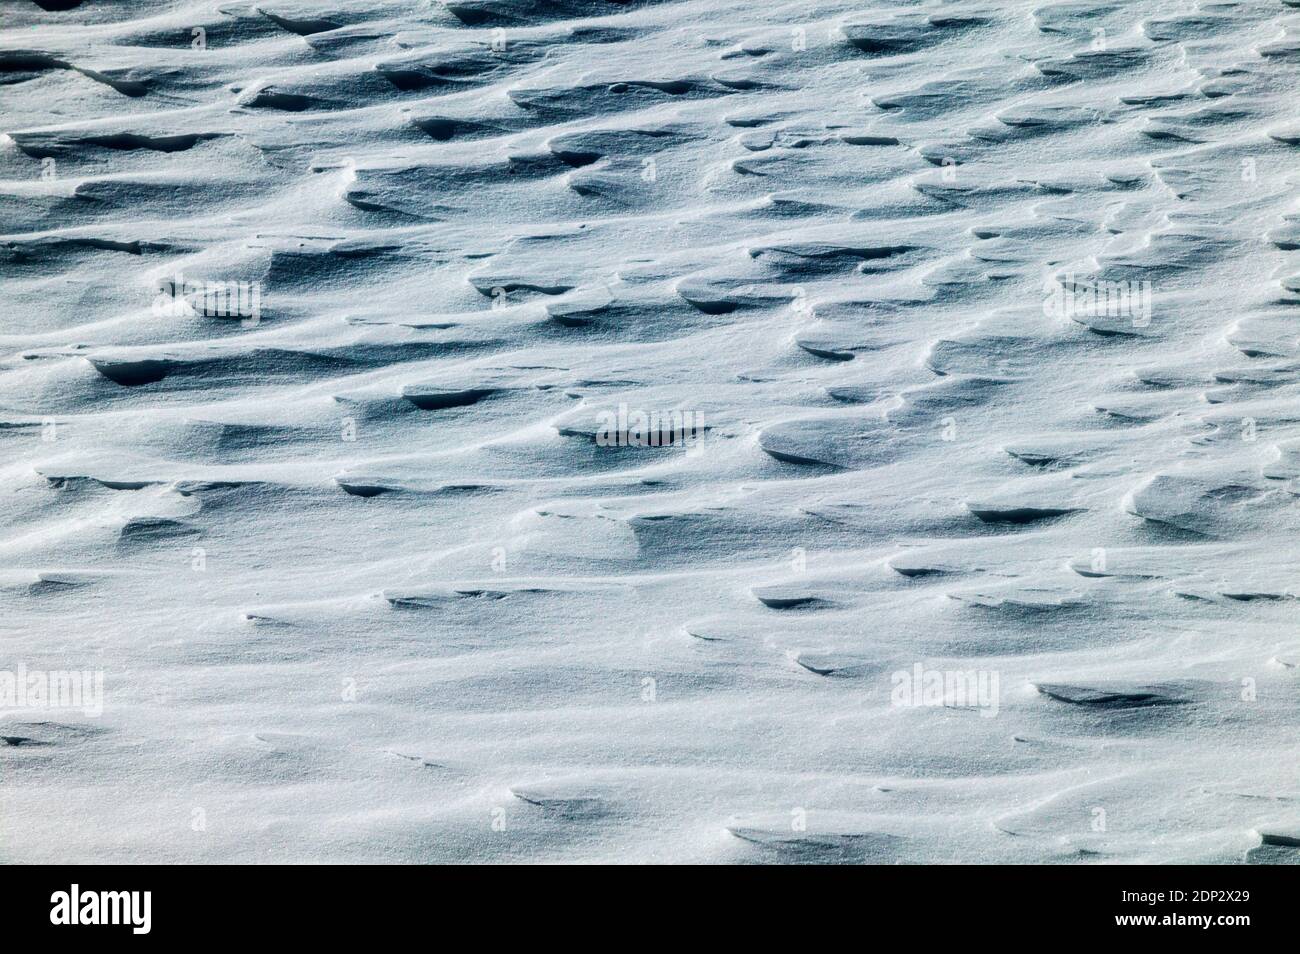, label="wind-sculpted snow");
[2,0,1299,864]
